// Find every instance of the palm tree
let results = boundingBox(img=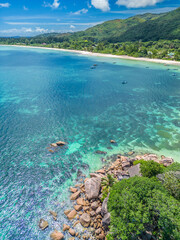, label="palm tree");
[101,174,117,193]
